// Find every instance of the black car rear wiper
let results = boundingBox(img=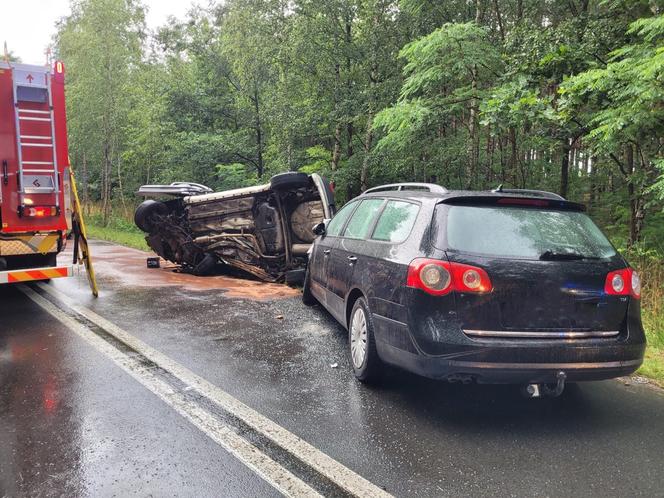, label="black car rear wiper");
[539,249,597,261]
